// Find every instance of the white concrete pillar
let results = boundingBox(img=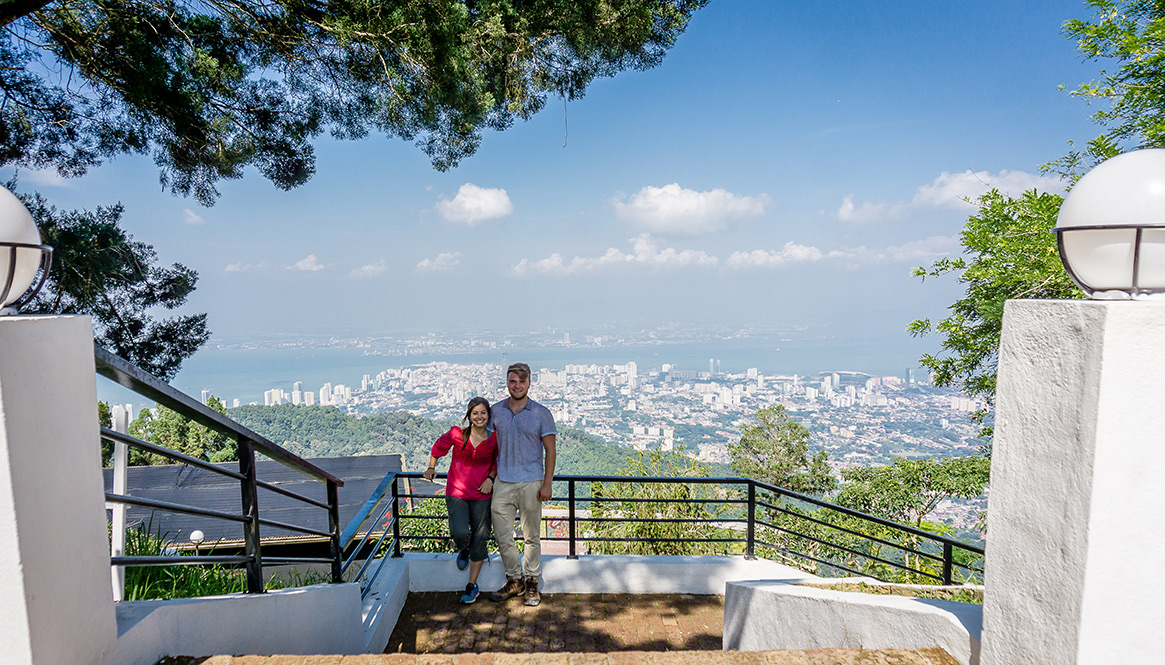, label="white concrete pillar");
[0,315,117,665]
[982,300,1165,664]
